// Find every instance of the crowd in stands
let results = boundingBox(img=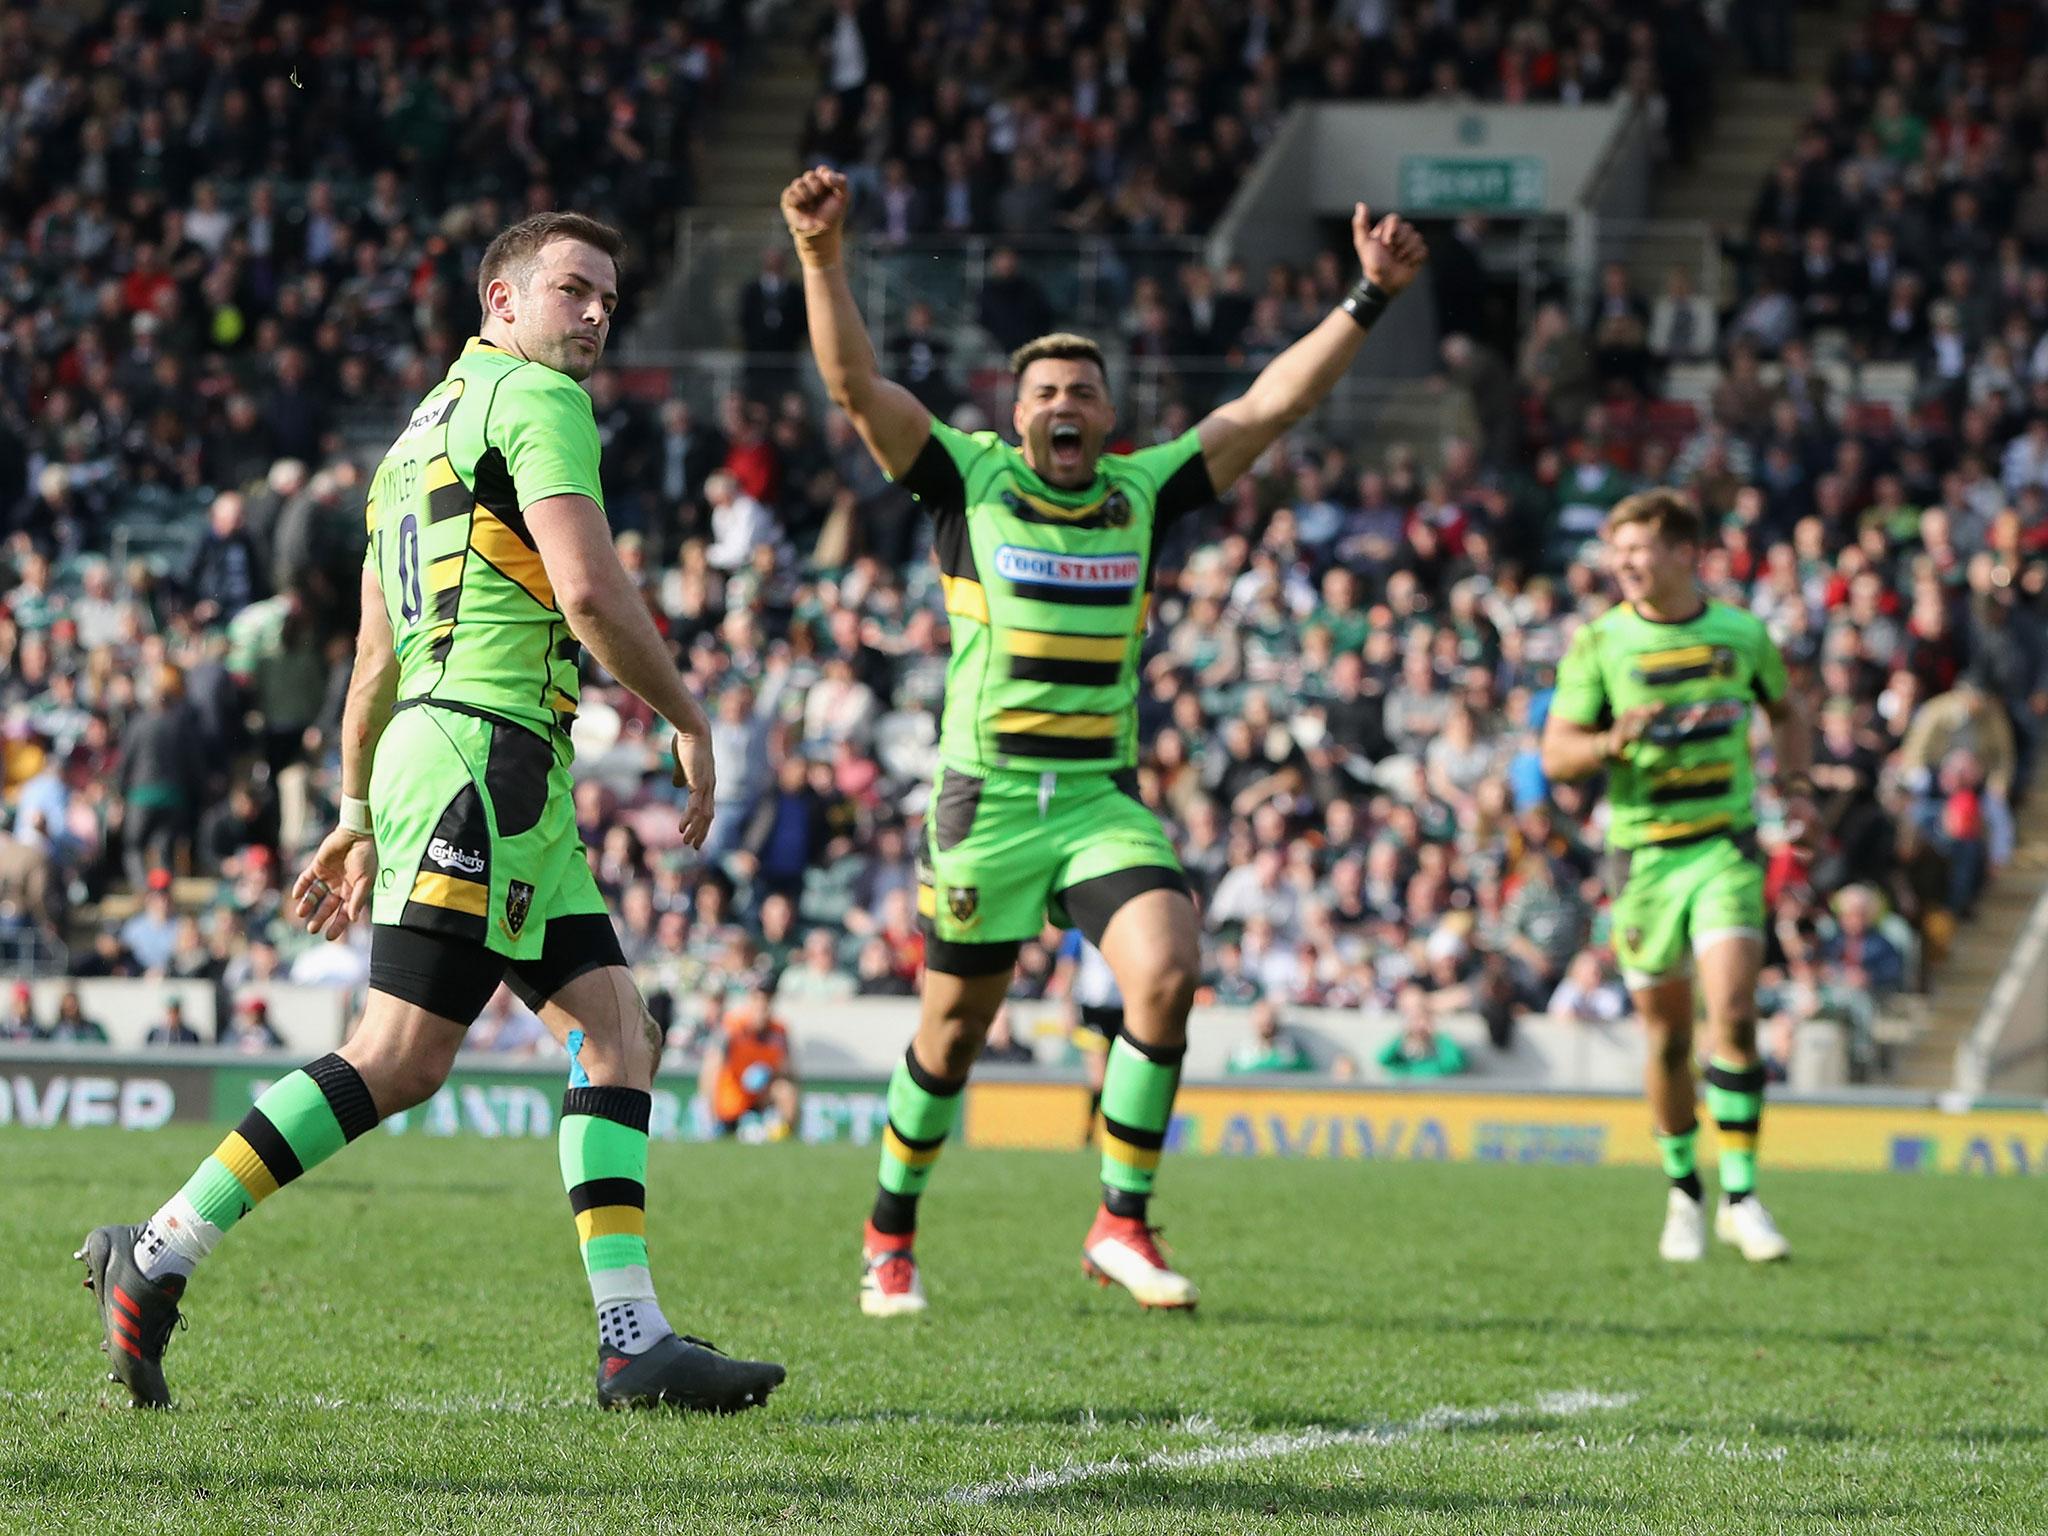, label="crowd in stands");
[0,1,740,546]
[799,0,1719,246]
[4,2,2043,1091]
